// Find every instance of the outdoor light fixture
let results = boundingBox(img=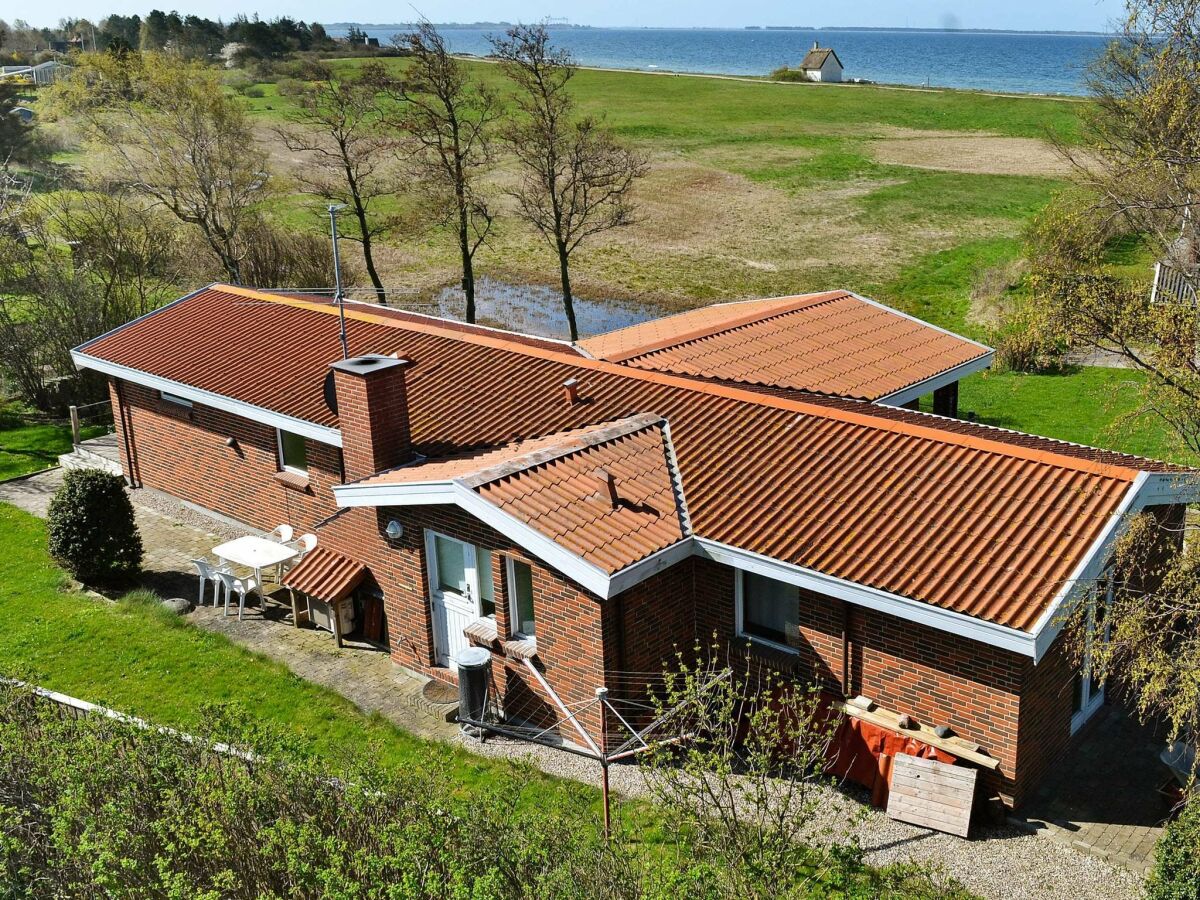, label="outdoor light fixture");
[225,436,238,449]
[385,519,404,540]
